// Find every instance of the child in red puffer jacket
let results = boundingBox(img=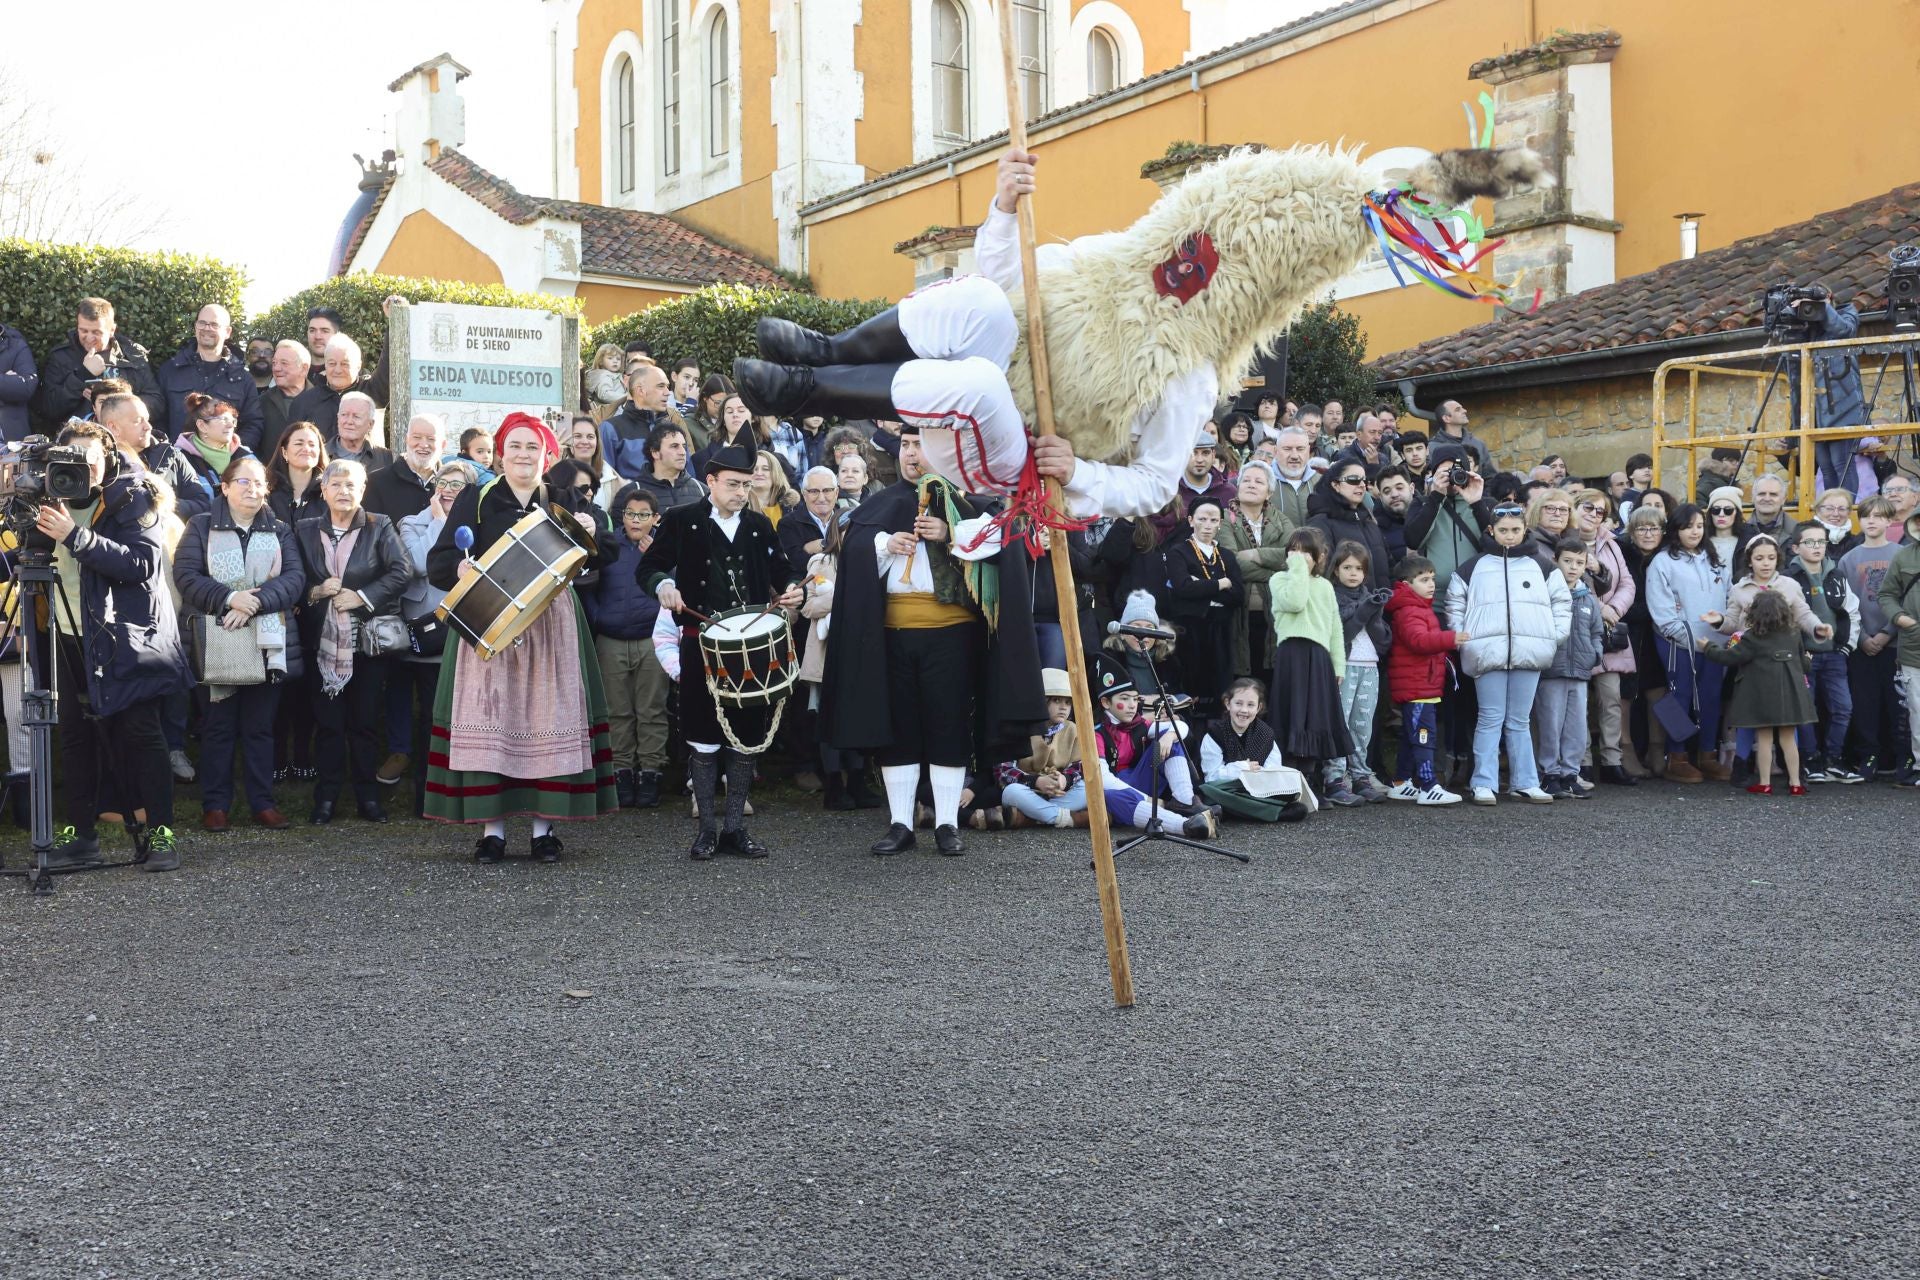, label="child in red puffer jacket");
[1384,555,1468,805]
